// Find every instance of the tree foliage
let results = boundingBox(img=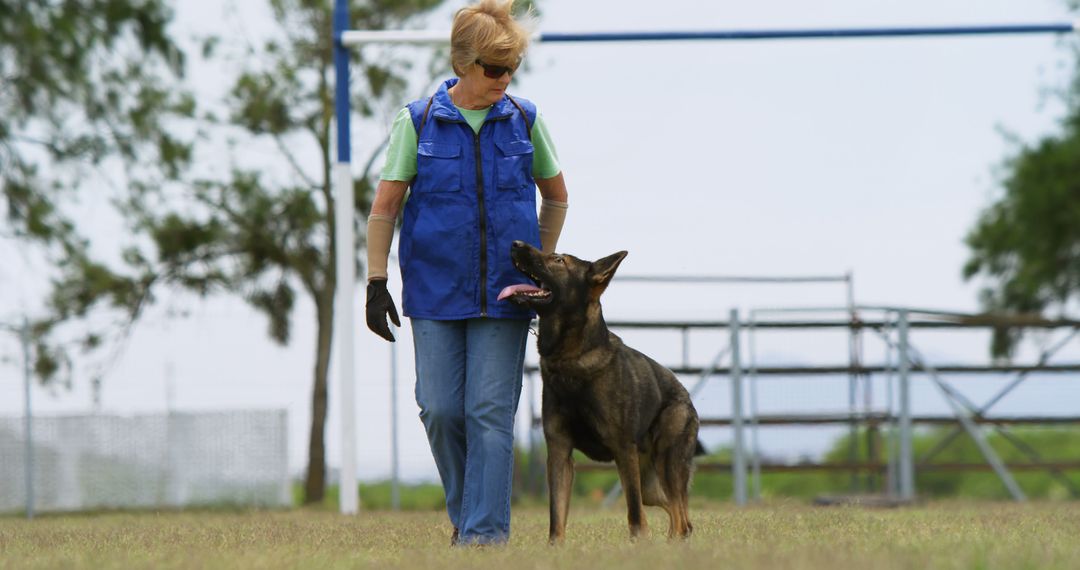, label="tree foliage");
[38,0,453,505]
[1,0,193,388]
[963,18,1080,357]
[0,0,191,247]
